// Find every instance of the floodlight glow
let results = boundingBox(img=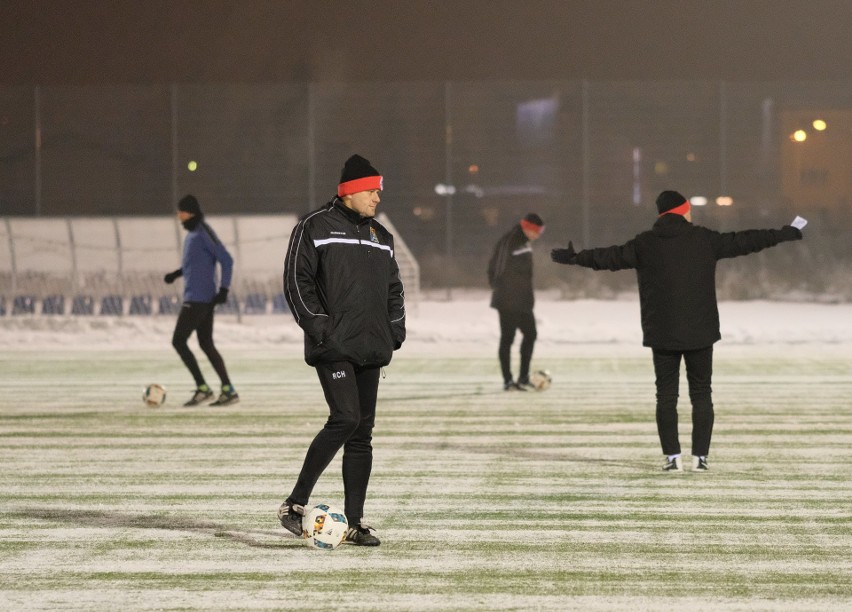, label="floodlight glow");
[792,130,807,142]
[690,196,708,206]
[188,160,198,171]
[716,196,734,207]
[812,119,827,131]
